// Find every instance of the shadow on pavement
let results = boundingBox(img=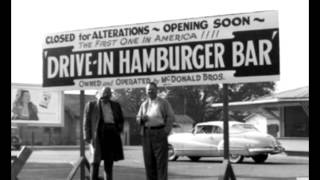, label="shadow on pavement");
[172,158,309,165]
[172,159,223,163]
[19,162,214,180]
[239,161,309,165]
[18,162,74,180]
